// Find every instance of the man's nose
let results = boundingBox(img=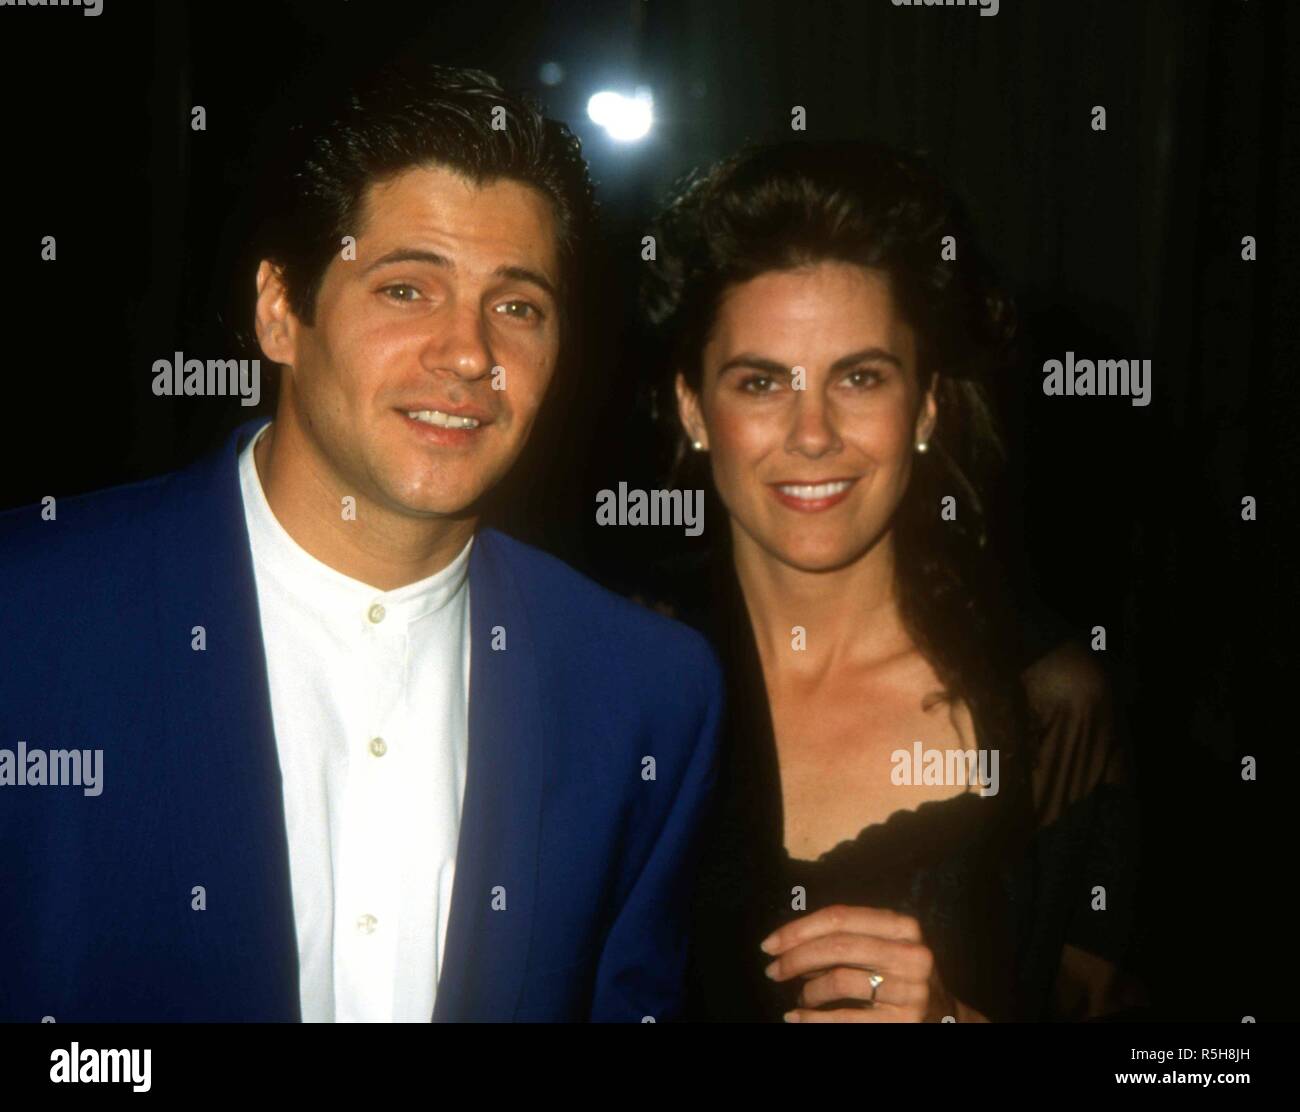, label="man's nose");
[419,301,493,382]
